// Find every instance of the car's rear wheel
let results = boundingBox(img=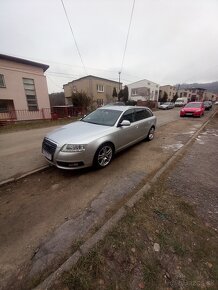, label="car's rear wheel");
[93,143,114,169]
[146,127,155,141]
